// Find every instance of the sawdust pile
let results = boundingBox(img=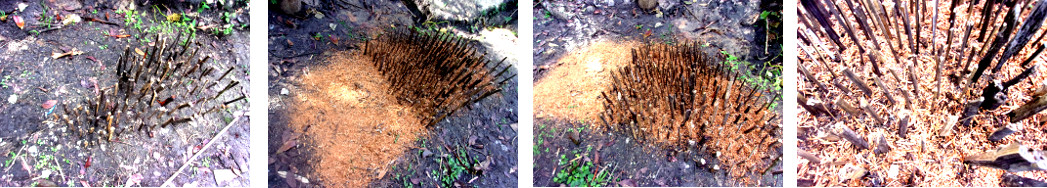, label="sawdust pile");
[289,52,424,187]
[534,40,639,121]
